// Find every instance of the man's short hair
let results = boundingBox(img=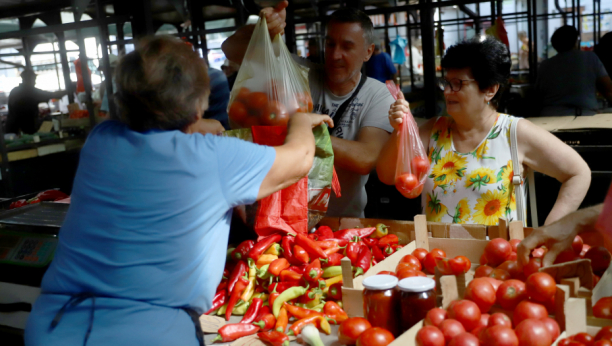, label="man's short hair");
[551,25,578,53]
[20,69,36,79]
[114,36,209,132]
[327,8,375,46]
